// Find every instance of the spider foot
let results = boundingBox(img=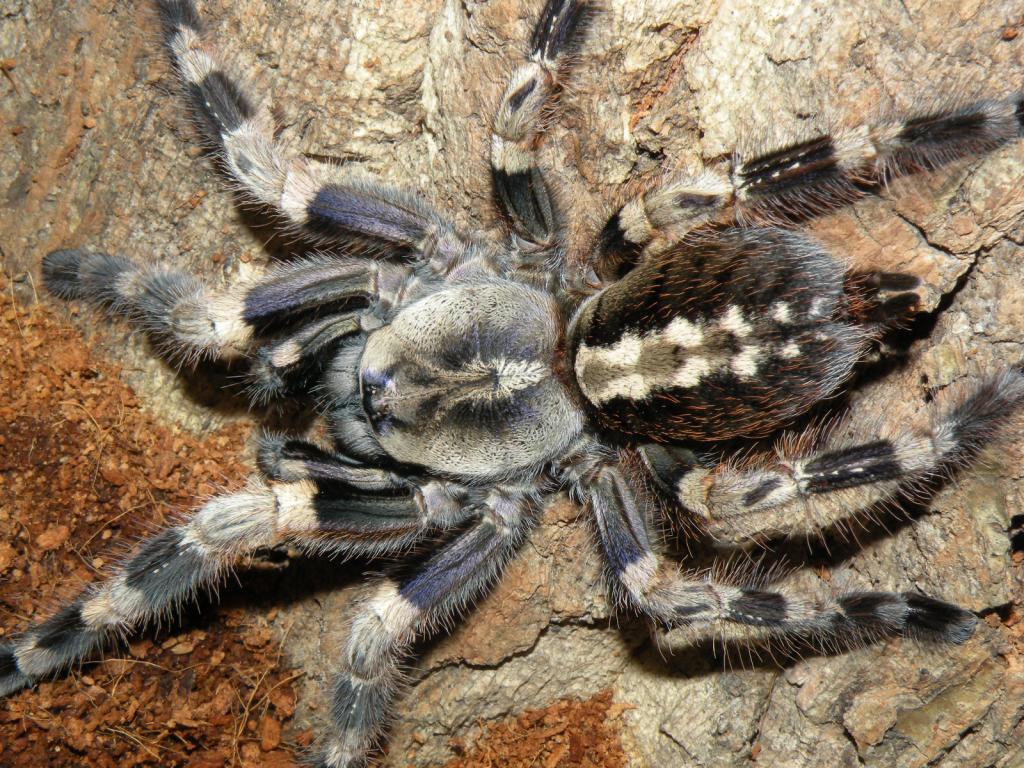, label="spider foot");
[0,643,31,697]
[847,270,924,326]
[42,248,135,304]
[839,592,977,645]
